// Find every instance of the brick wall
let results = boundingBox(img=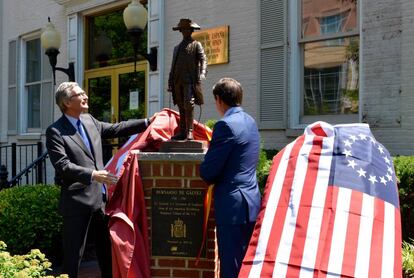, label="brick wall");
[138,153,219,278]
